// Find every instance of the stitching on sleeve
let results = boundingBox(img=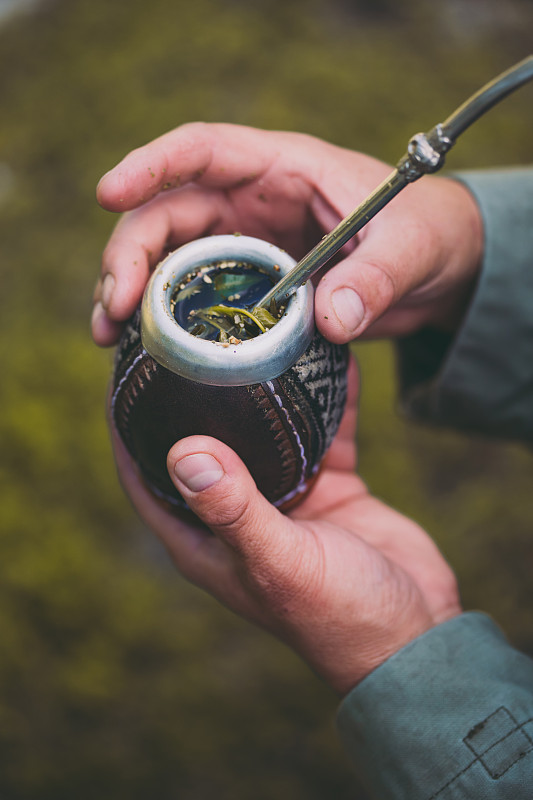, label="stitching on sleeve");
[426,711,533,799]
